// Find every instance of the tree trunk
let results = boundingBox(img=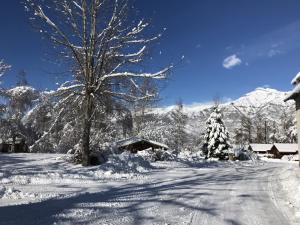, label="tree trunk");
[81,94,93,166]
[11,135,16,153]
